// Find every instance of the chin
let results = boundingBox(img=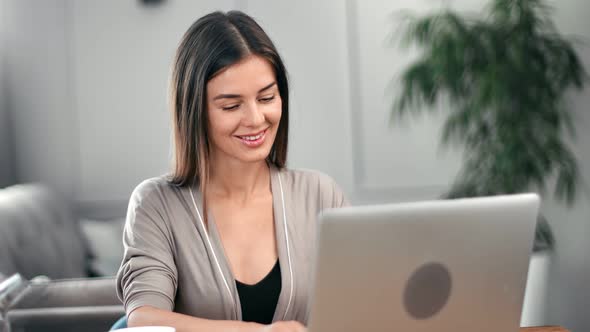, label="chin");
[237,150,272,164]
